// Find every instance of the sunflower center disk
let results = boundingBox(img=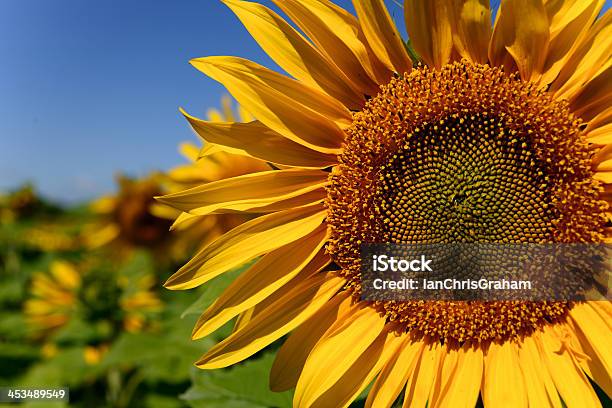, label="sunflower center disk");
[325,61,607,343]
[377,114,551,244]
